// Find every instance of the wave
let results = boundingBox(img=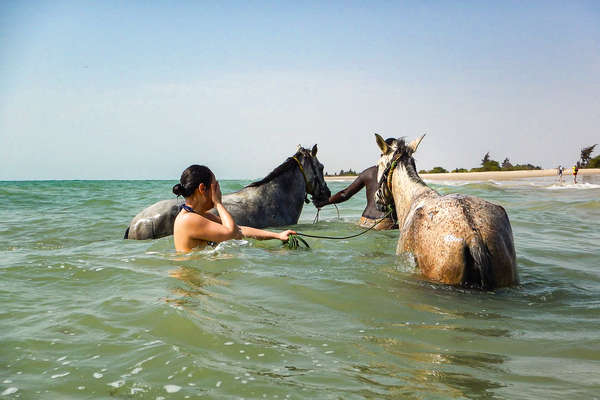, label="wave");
[545,183,600,190]
[573,200,600,210]
[80,198,122,207]
[425,180,472,187]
